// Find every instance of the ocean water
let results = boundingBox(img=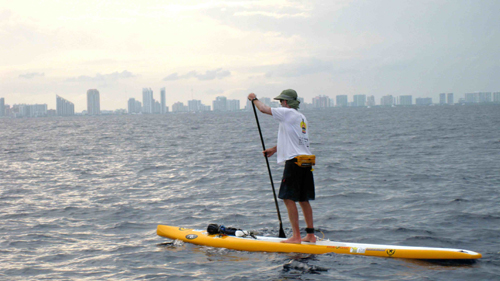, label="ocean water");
[1,105,499,280]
